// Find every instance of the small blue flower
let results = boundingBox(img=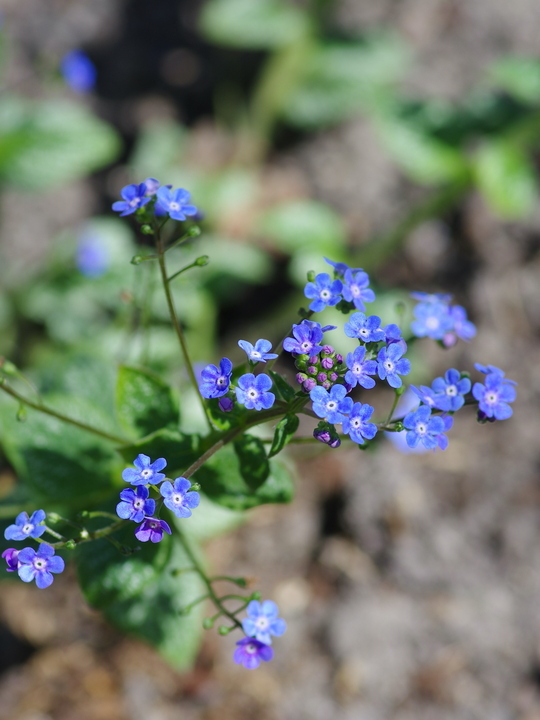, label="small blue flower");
[304,273,343,313]
[238,339,278,364]
[411,300,453,340]
[384,323,408,353]
[112,183,151,217]
[410,384,440,409]
[310,384,353,424]
[4,510,47,542]
[324,257,351,277]
[60,49,96,93]
[403,406,447,450]
[233,637,273,669]
[342,403,378,444]
[283,320,325,356]
[435,414,454,450]
[410,292,453,303]
[344,346,377,389]
[2,548,19,572]
[122,454,167,486]
[377,344,411,388]
[474,363,512,380]
[134,517,172,543]
[431,369,471,412]
[199,358,233,399]
[76,230,109,278]
[160,477,200,518]
[143,178,161,196]
[155,187,198,221]
[17,544,65,589]
[344,312,385,343]
[449,305,476,342]
[472,373,517,420]
[342,269,375,312]
[116,486,155,523]
[236,374,275,411]
[242,600,287,645]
